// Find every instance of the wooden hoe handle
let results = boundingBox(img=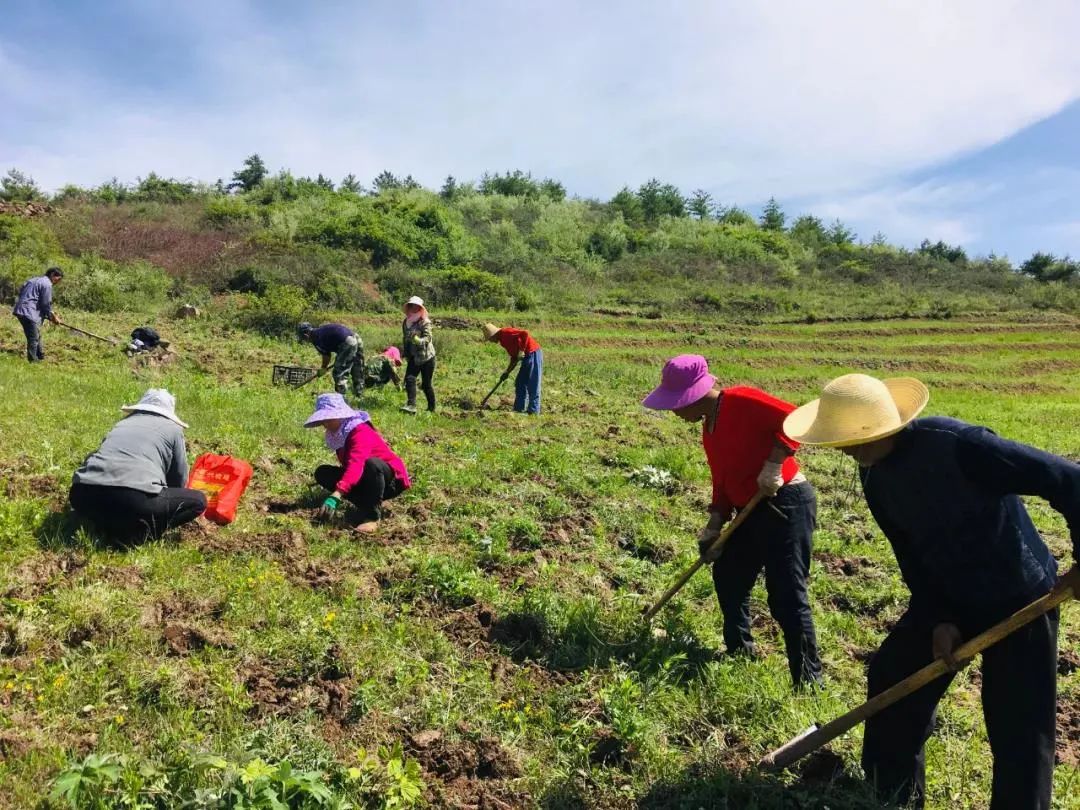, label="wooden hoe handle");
[642,491,766,623]
[759,572,1079,771]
